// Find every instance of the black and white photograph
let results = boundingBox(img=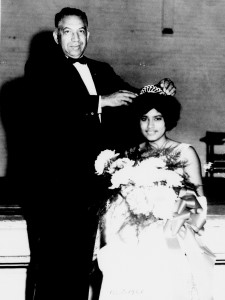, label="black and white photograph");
[0,1,225,300]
